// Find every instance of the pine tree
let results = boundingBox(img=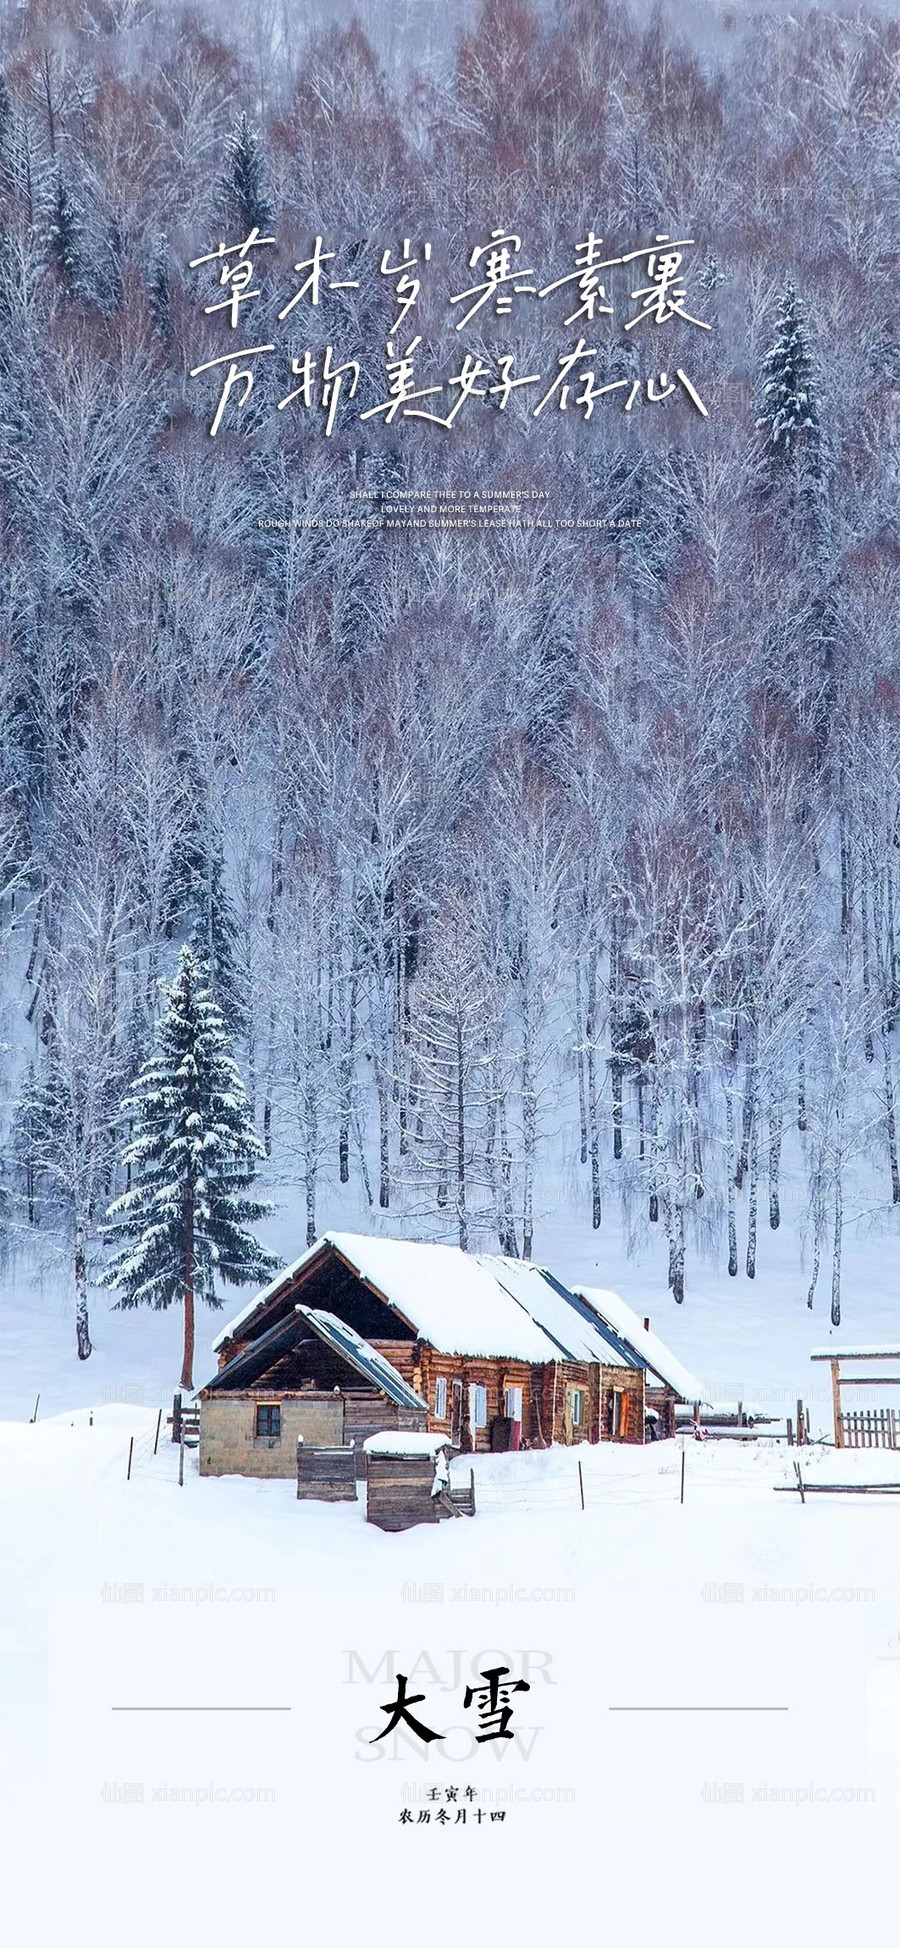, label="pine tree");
[223,114,273,233]
[147,235,173,347]
[10,1060,57,1227]
[757,284,819,462]
[0,73,13,190]
[101,947,277,1390]
[188,844,247,1039]
[46,172,84,297]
